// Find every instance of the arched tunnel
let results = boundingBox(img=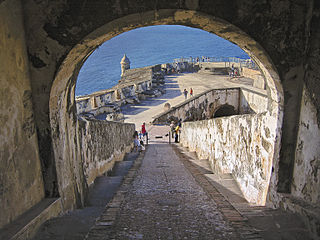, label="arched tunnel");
[1,0,319,239]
